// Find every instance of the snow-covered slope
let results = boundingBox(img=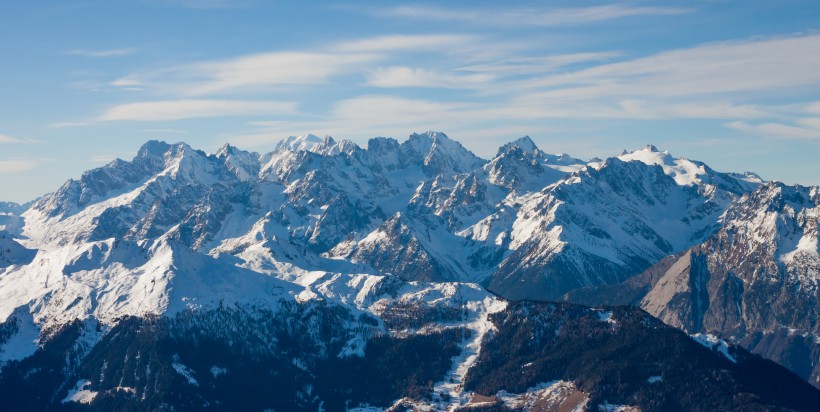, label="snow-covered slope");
[0,135,767,345]
[0,201,30,234]
[9,134,765,312]
[2,132,820,408]
[274,133,325,153]
[618,144,762,192]
[0,132,506,360]
[0,231,35,269]
[486,152,752,299]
